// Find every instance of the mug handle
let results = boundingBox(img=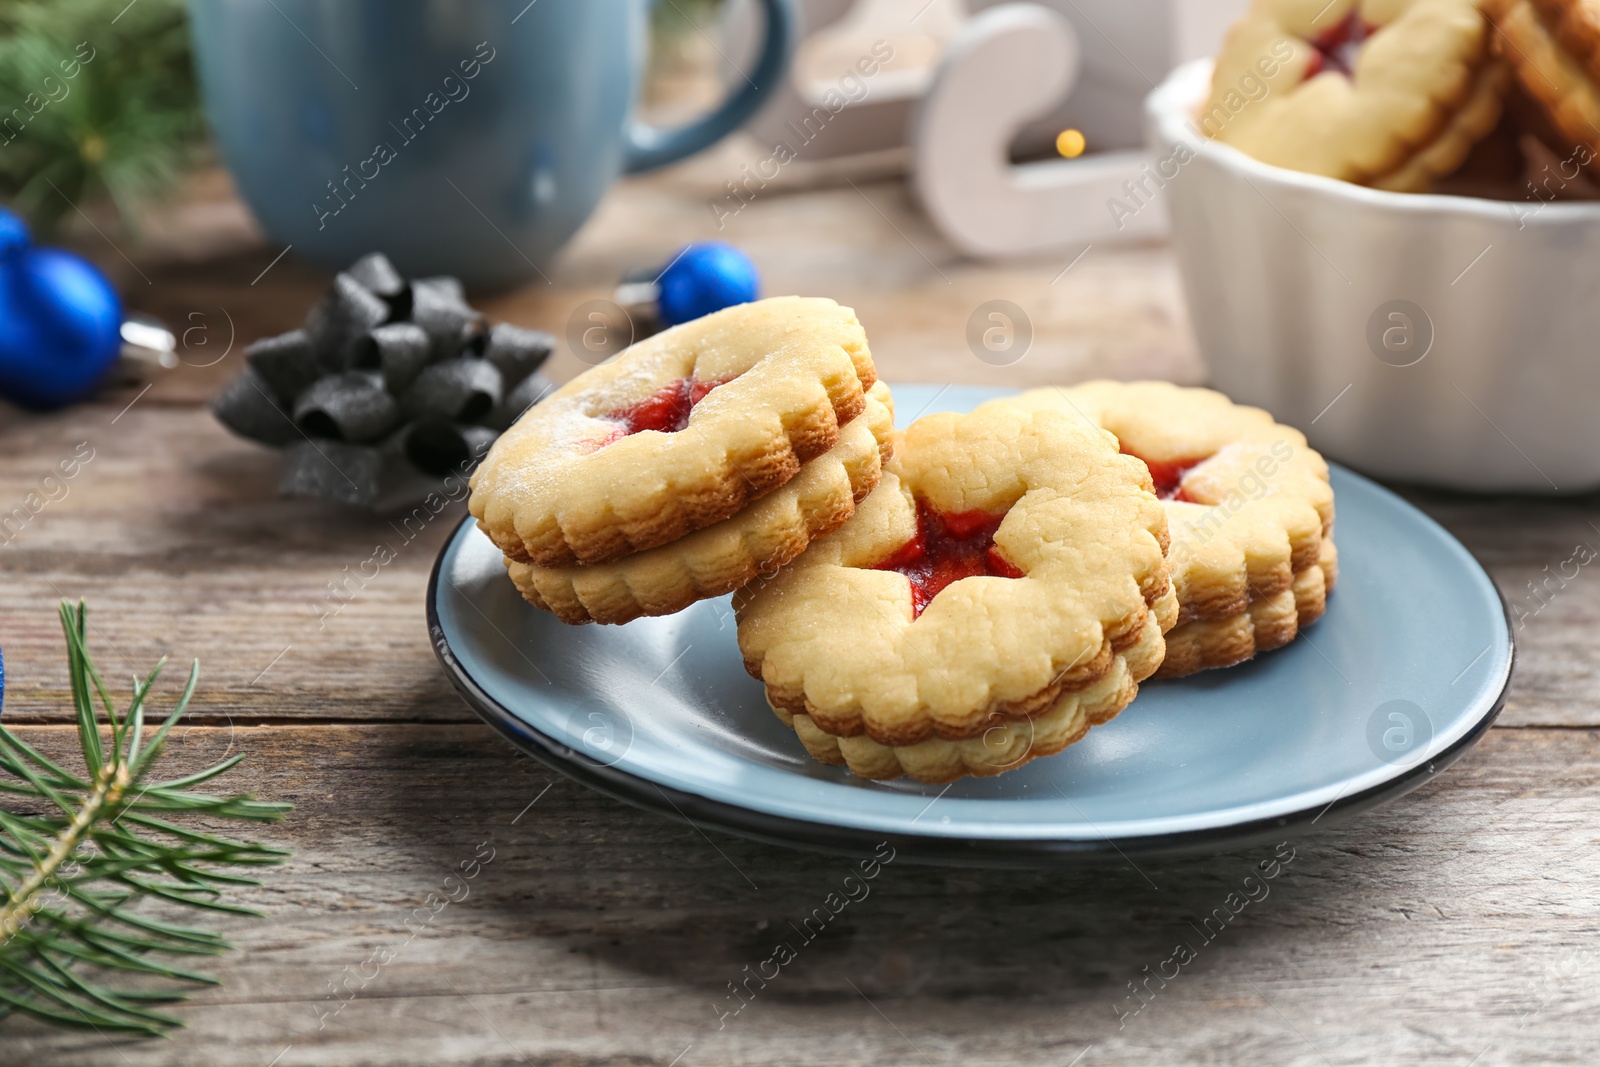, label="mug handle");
[623,0,795,174]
